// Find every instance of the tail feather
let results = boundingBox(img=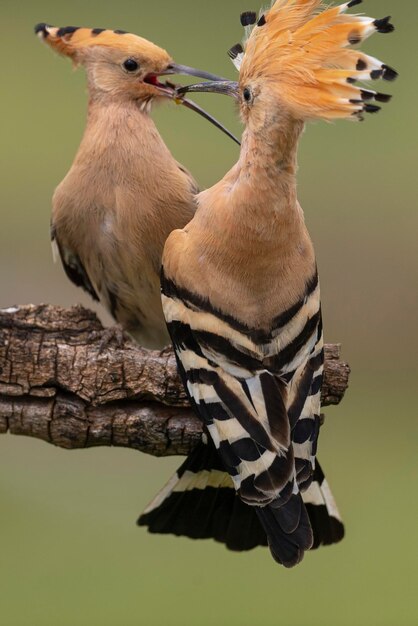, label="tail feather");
[139,442,267,551]
[256,496,313,568]
[303,462,345,548]
[138,443,344,561]
[139,483,266,552]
